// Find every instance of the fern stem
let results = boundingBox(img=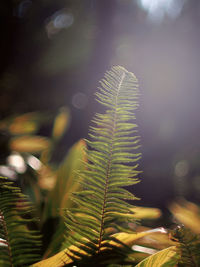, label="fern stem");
[97,144,113,252]
[0,210,14,267]
[97,72,125,252]
[181,239,198,267]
